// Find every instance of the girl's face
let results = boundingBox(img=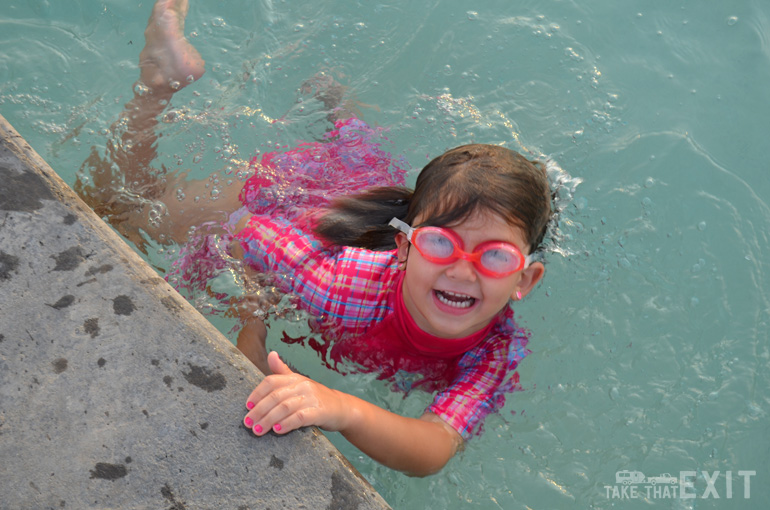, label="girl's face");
[396,210,545,339]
